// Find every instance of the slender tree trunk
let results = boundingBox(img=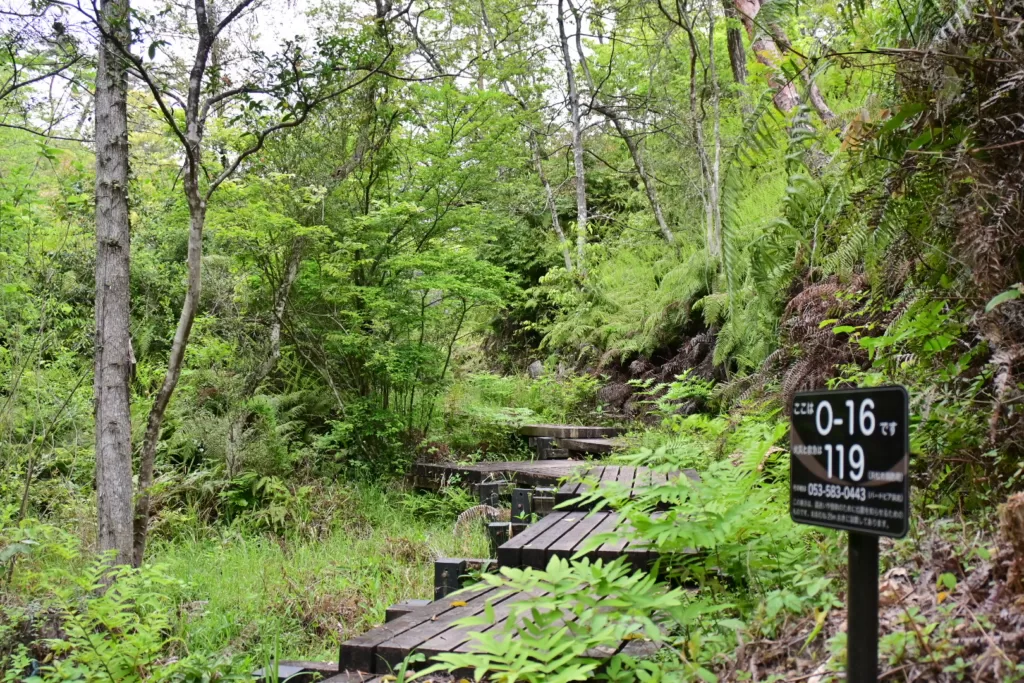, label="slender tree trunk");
[722,0,747,86]
[707,1,723,256]
[680,16,720,257]
[569,17,675,246]
[475,0,573,270]
[599,109,675,245]
[556,0,587,276]
[93,0,134,565]
[226,243,303,476]
[132,190,204,565]
[132,0,215,565]
[529,132,573,271]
